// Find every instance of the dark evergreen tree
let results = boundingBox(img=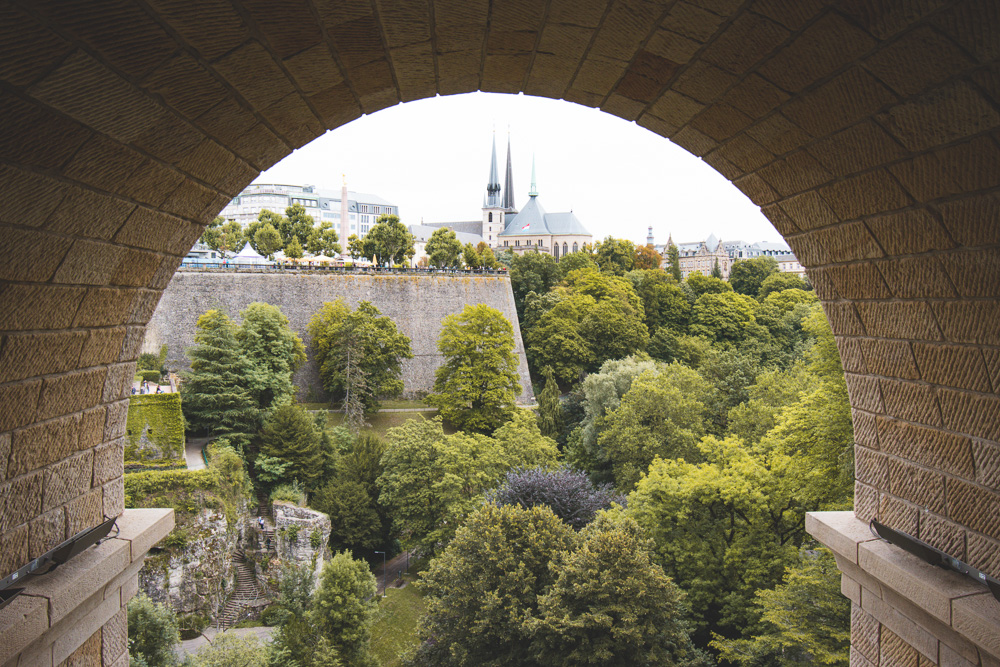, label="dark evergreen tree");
[258,404,325,491]
[181,309,259,445]
[536,366,564,440]
[667,241,682,282]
